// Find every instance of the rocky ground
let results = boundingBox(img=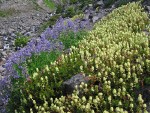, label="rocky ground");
[0,0,54,78]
